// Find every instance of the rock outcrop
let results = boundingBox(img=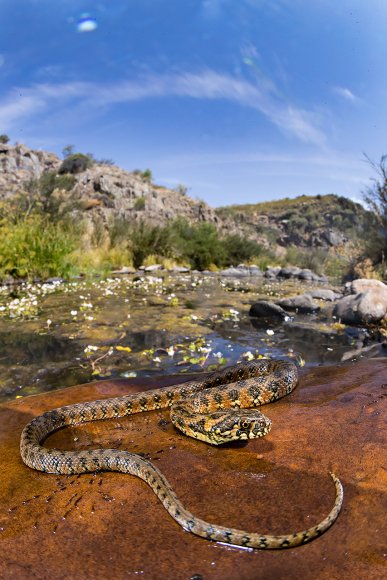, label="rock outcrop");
[0,142,60,198]
[0,143,220,229]
[333,278,387,325]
